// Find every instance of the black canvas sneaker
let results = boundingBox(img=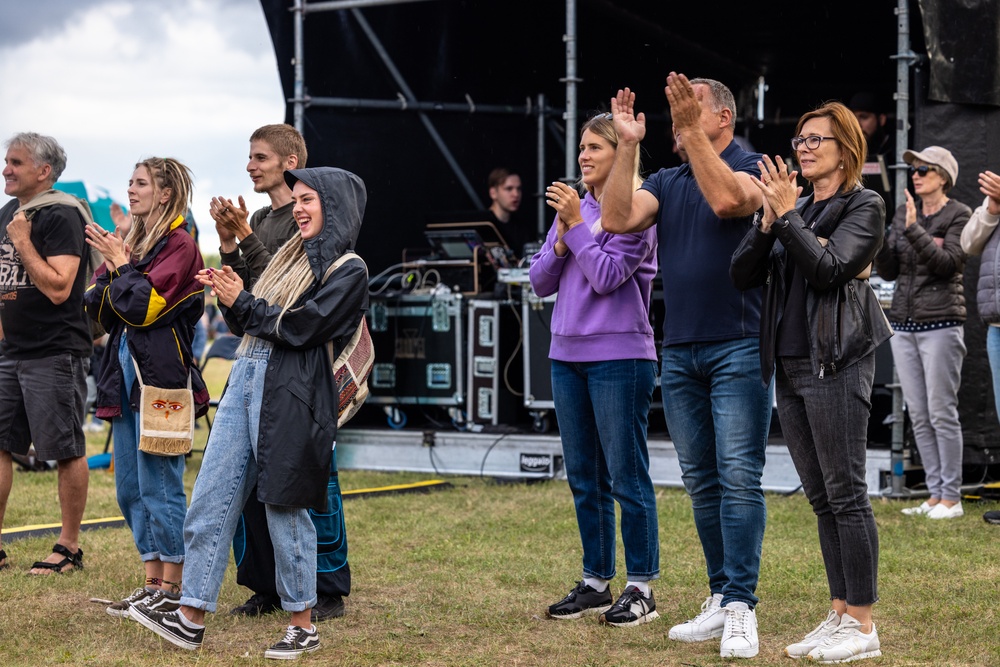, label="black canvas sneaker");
[264,624,320,660]
[599,585,659,627]
[106,587,154,618]
[129,606,204,651]
[547,581,613,620]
